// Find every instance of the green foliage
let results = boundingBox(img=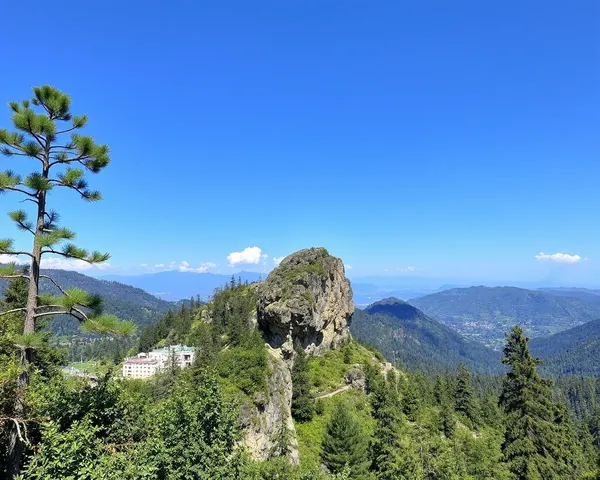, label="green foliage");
[292,342,315,422]
[218,333,268,397]
[455,364,477,425]
[370,371,404,479]
[530,318,600,377]
[321,401,371,478]
[500,325,583,479]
